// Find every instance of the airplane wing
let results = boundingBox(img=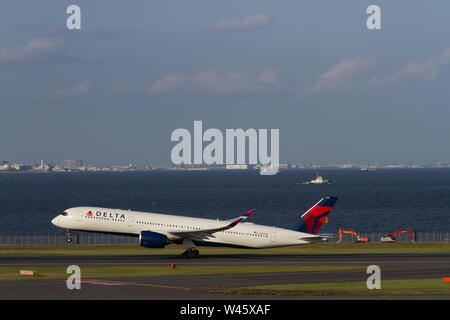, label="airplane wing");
[168,209,255,241]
